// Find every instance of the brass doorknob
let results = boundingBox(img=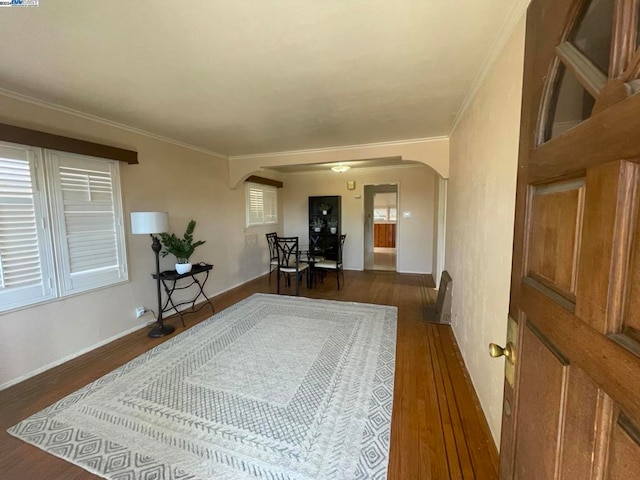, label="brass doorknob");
[489,342,516,365]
